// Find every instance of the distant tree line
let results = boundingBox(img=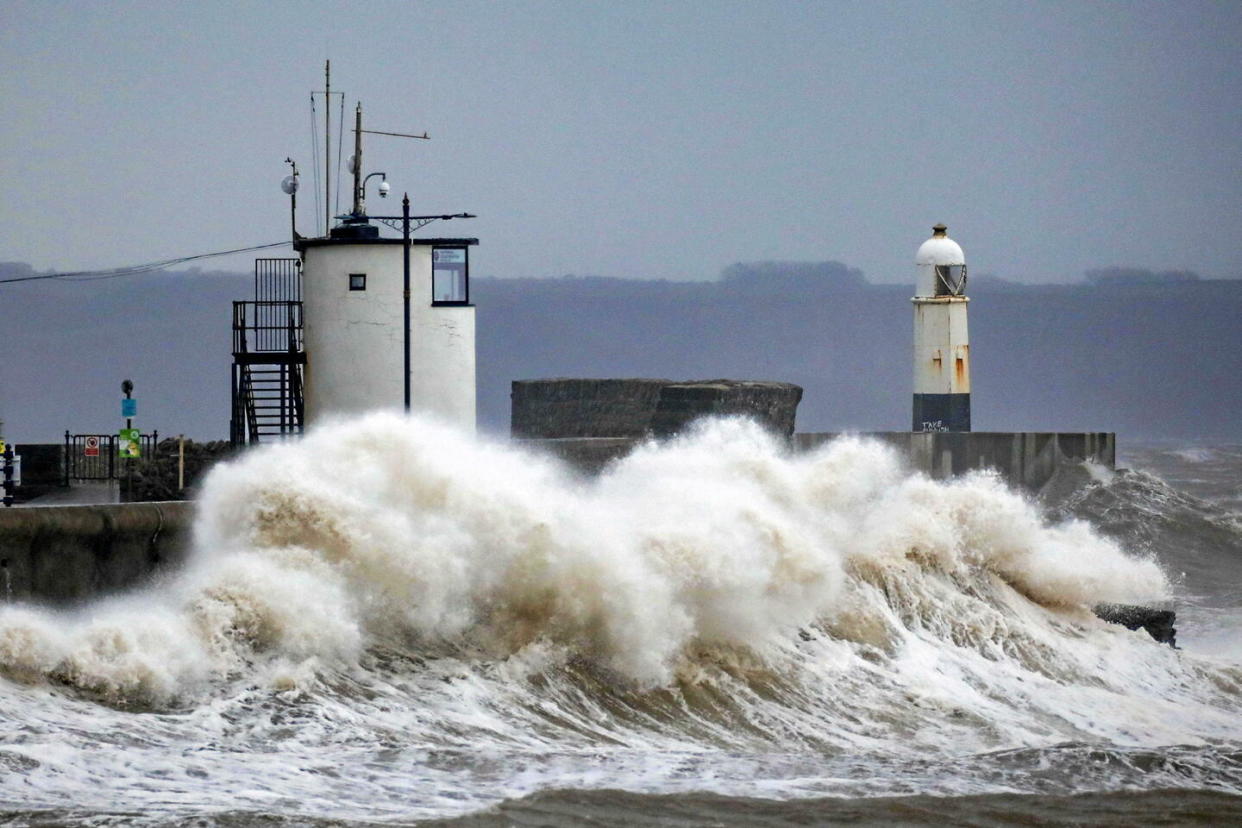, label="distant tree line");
[1084,267,1201,286]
